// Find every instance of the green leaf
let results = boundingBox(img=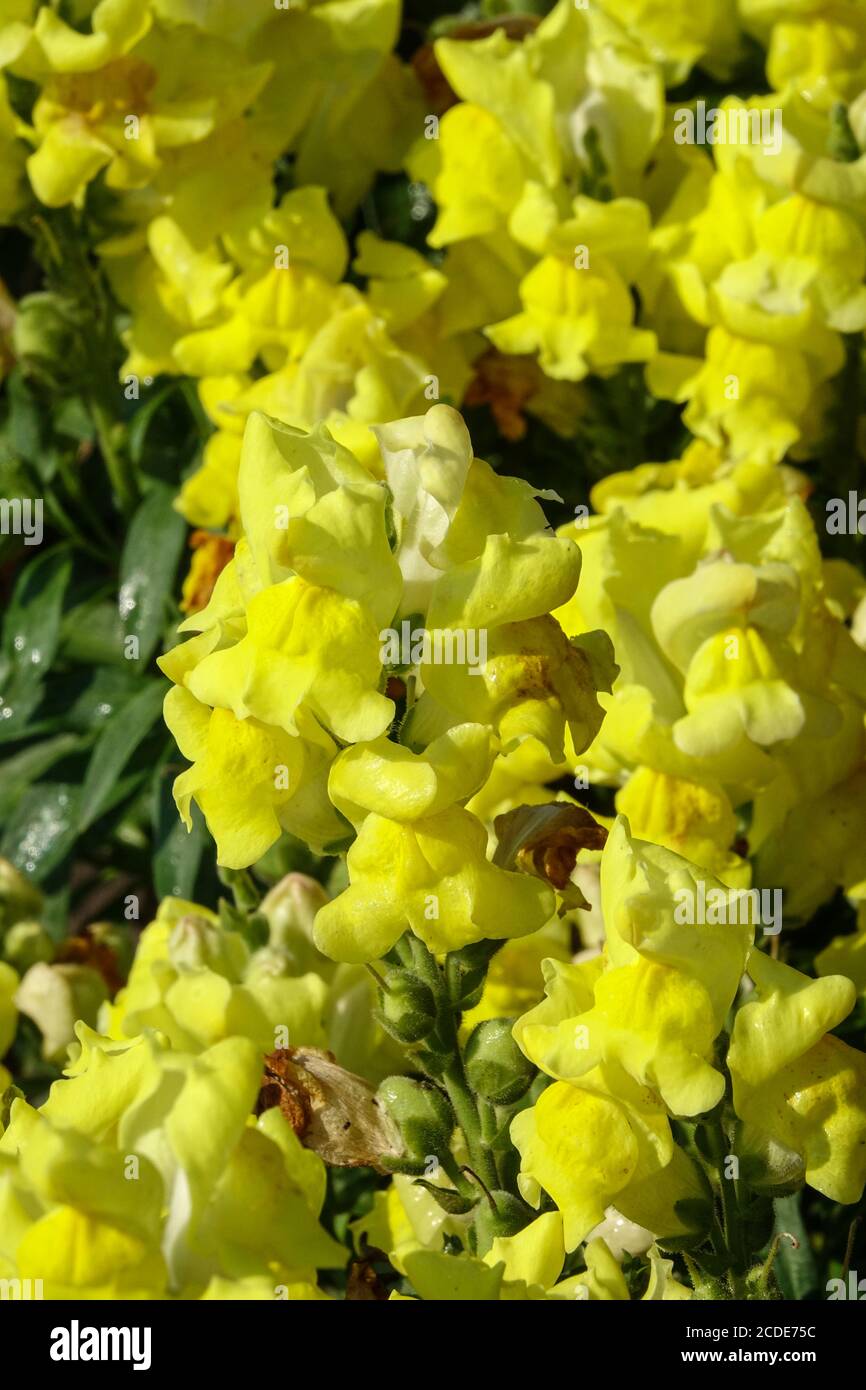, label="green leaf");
[5,369,47,470]
[0,547,73,740]
[152,762,208,900]
[53,396,95,442]
[772,1194,818,1300]
[127,380,207,484]
[119,485,186,669]
[77,680,166,831]
[2,545,72,669]
[413,1180,478,1216]
[1,783,81,882]
[54,665,142,733]
[59,597,126,666]
[0,733,88,821]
